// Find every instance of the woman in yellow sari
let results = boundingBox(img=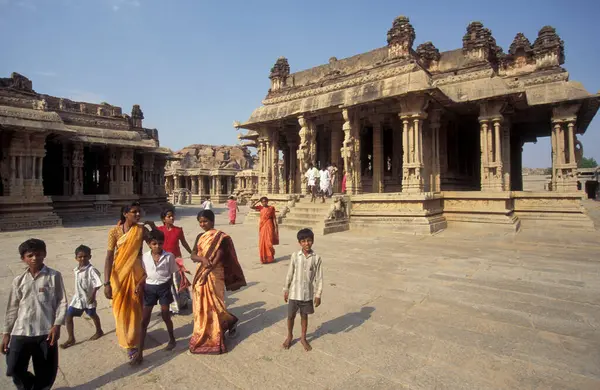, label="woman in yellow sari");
[190,210,246,354]
[103,202,149,365]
